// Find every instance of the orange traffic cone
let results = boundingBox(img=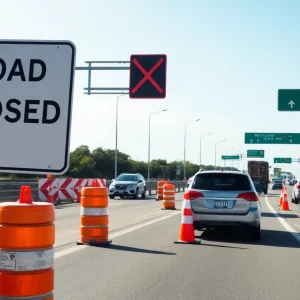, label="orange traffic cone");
[167,179,171,184]
[174,192,200,244]
[281,191,290,211]
[47,185,54,204]
[19,186,33,204]
[279,188,284,206]
[47,194,54,204]
[91,179,98,187]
